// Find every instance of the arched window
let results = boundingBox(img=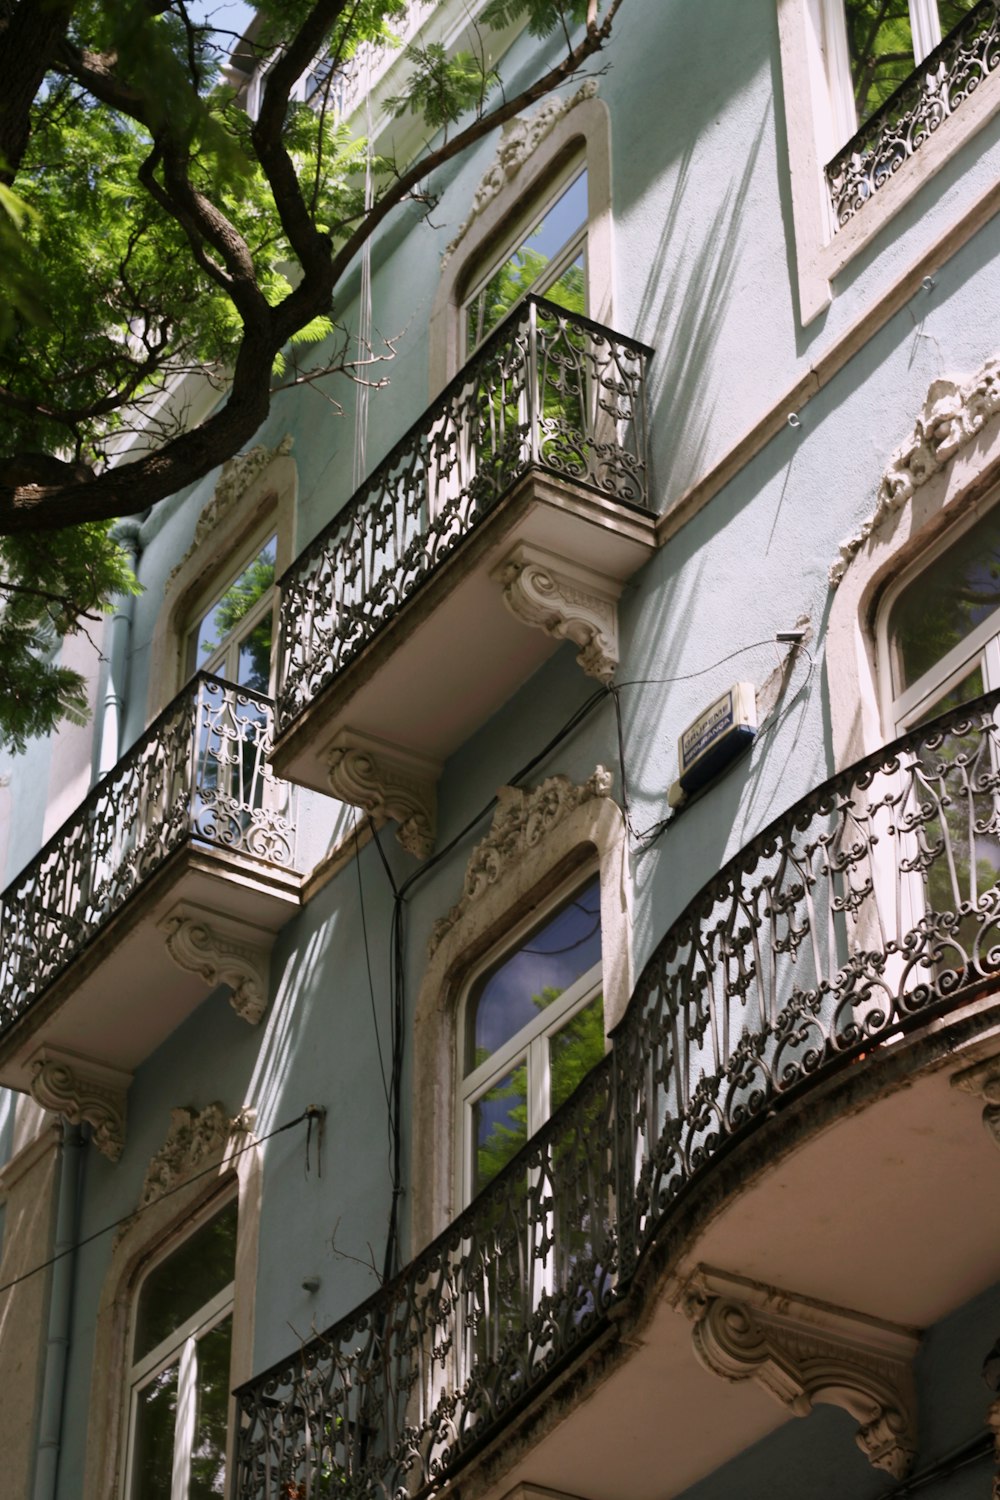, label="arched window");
[458,873,604,1202]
